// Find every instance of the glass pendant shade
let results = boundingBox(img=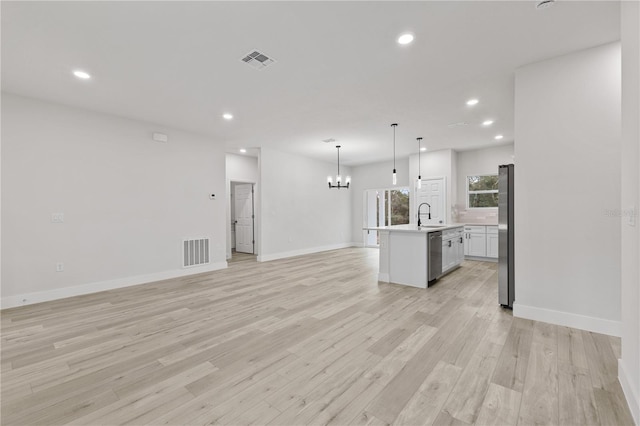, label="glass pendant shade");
[391,123,398,186]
